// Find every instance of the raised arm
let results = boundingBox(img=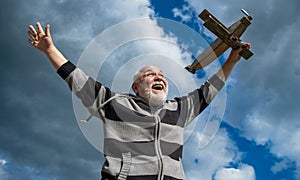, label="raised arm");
[27,22,67,70]
[182,43,251,126]
[215,43,251,82]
